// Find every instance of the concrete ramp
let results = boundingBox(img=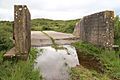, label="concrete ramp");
[31,31,79,47]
